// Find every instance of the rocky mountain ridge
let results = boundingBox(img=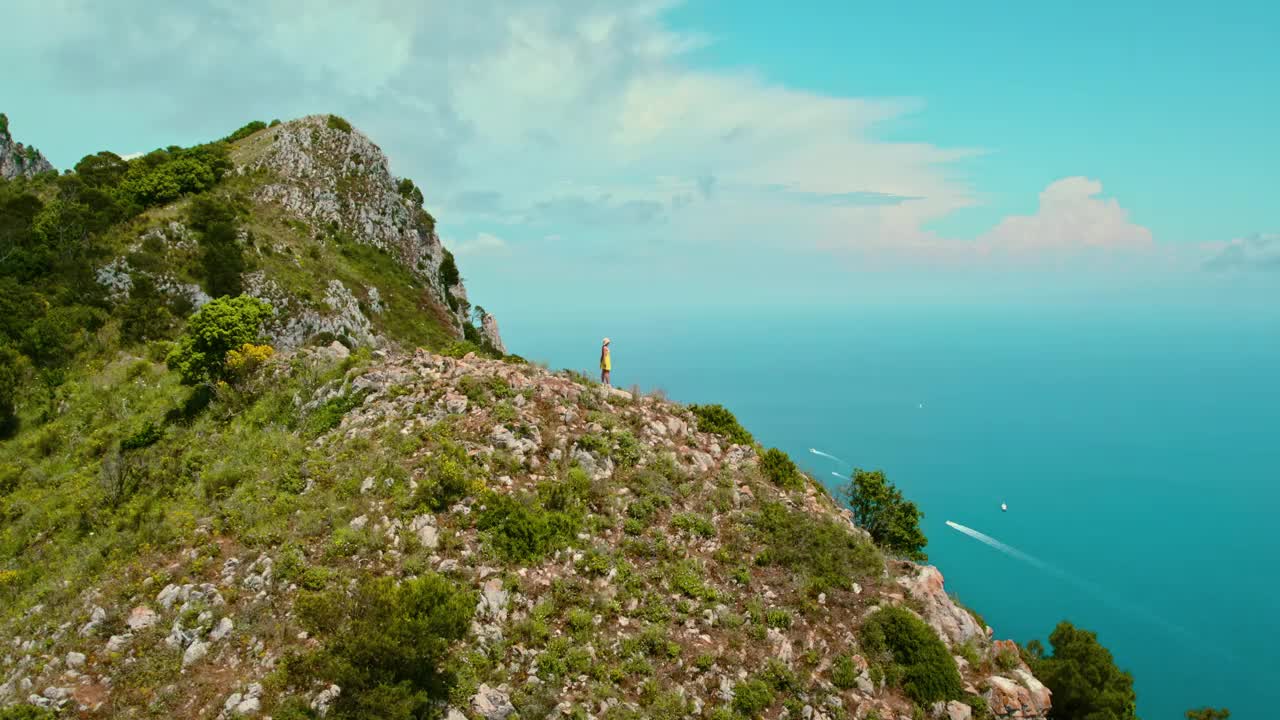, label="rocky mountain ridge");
[1,345,1050,720]
[0,113,55,180]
